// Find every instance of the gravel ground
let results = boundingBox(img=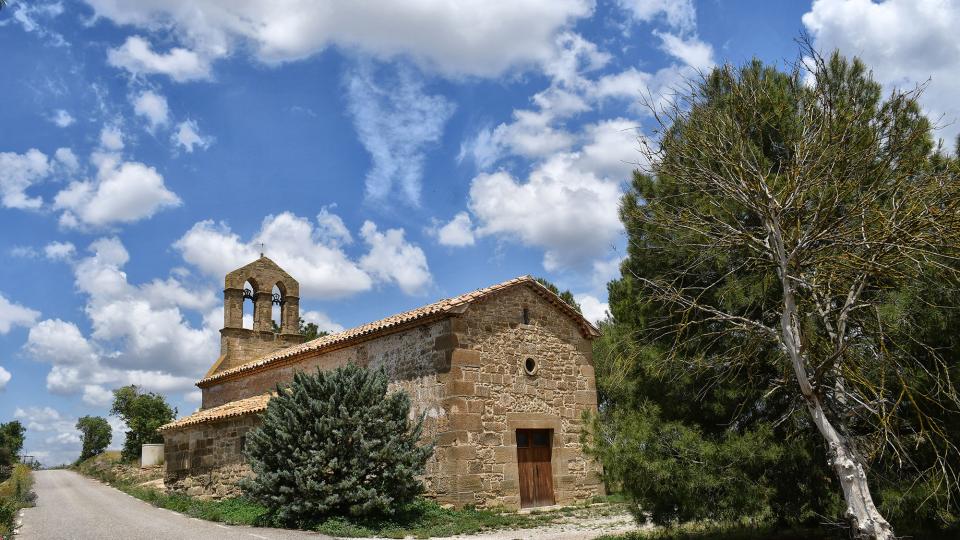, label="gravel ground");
[353,512,643,540]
